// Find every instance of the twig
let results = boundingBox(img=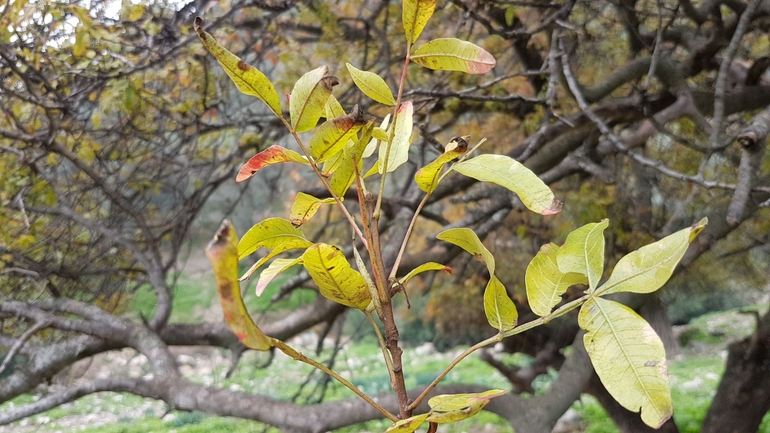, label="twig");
[0,321,48,376]
[710,0,761,149]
